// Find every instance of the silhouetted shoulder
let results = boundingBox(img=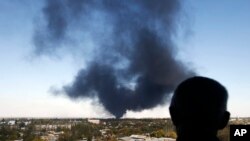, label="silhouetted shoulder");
[170,76,230,141]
